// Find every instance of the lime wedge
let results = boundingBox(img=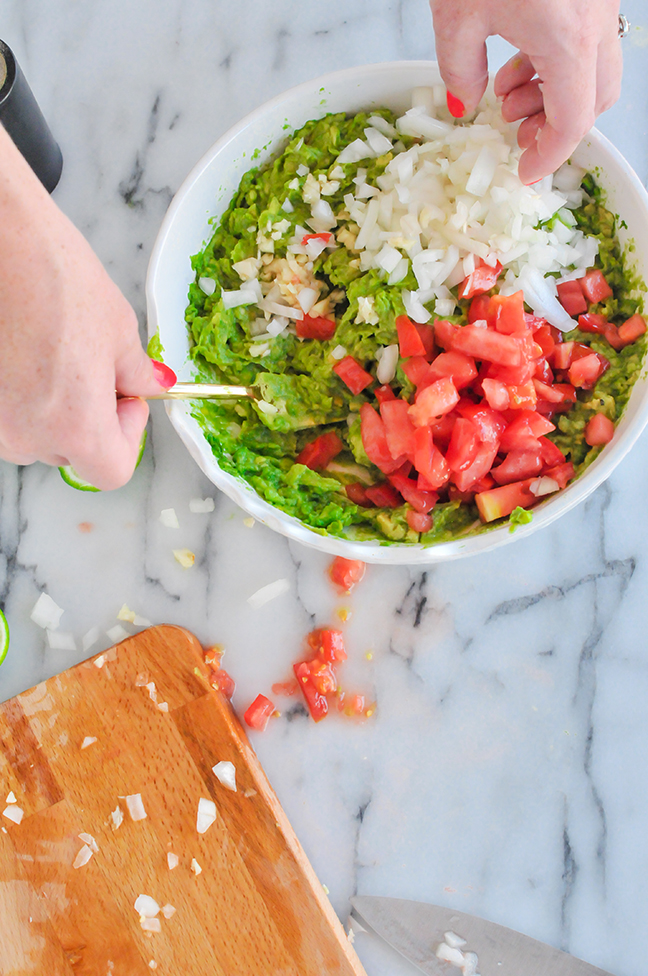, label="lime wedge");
[0,608,10,666]
[59,430,148,492]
